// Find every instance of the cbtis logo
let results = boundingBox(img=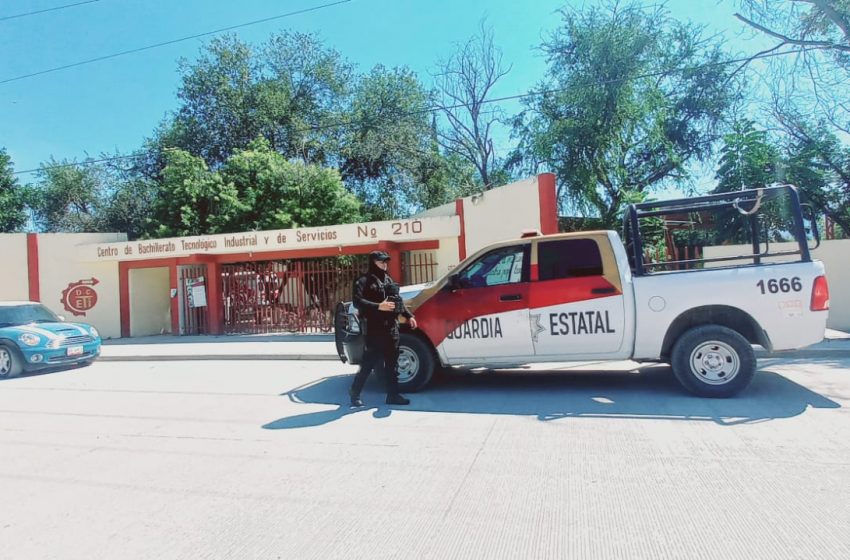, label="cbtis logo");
[61,278,99,317]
